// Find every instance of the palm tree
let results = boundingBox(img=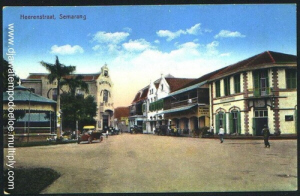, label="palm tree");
[40,56,76,137]
[60,75,89,96]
